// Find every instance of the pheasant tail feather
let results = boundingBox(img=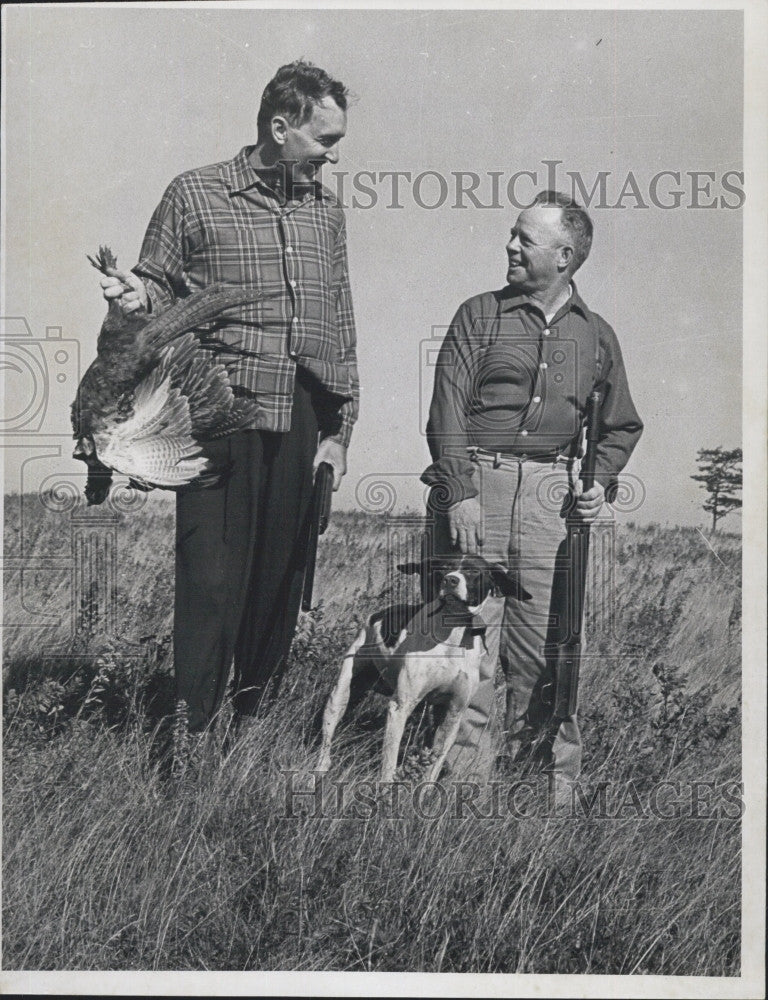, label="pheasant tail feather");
[142,284,264,356]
